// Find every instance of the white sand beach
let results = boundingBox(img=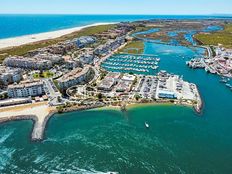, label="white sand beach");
[0,22,116,50]
[0,102,51,120]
